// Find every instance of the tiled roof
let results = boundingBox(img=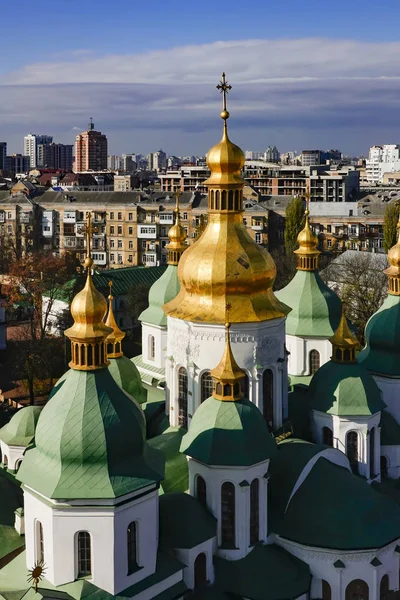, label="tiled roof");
[0,470,24,564]
[107,356,147,404]
[148,427,188,494]
[139,265,180,327]
[93,266,167,297]
[158,492,216,548]
[0,406,41,447]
